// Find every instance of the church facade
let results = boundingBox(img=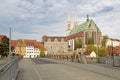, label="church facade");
[66,12,102,51]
